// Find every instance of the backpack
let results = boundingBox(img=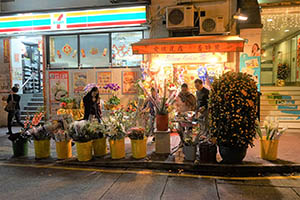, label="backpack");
[4,94,16,112]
